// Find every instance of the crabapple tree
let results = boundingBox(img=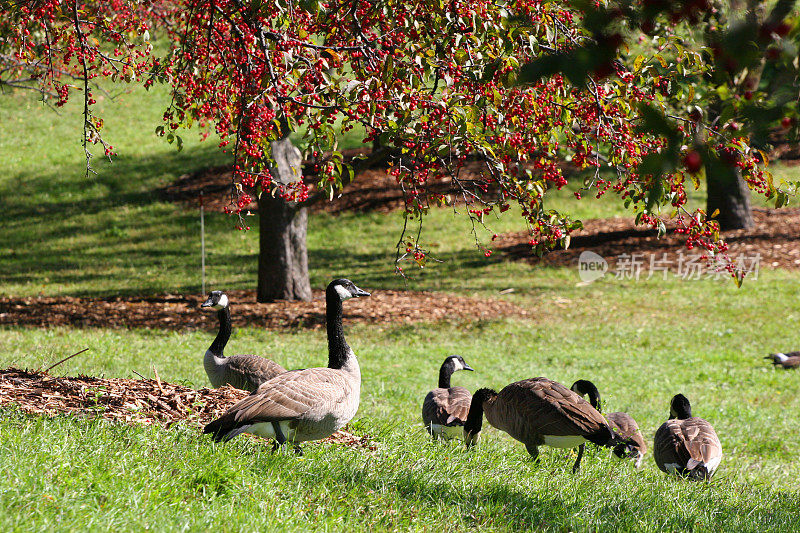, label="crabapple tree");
[2,0,798,296]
